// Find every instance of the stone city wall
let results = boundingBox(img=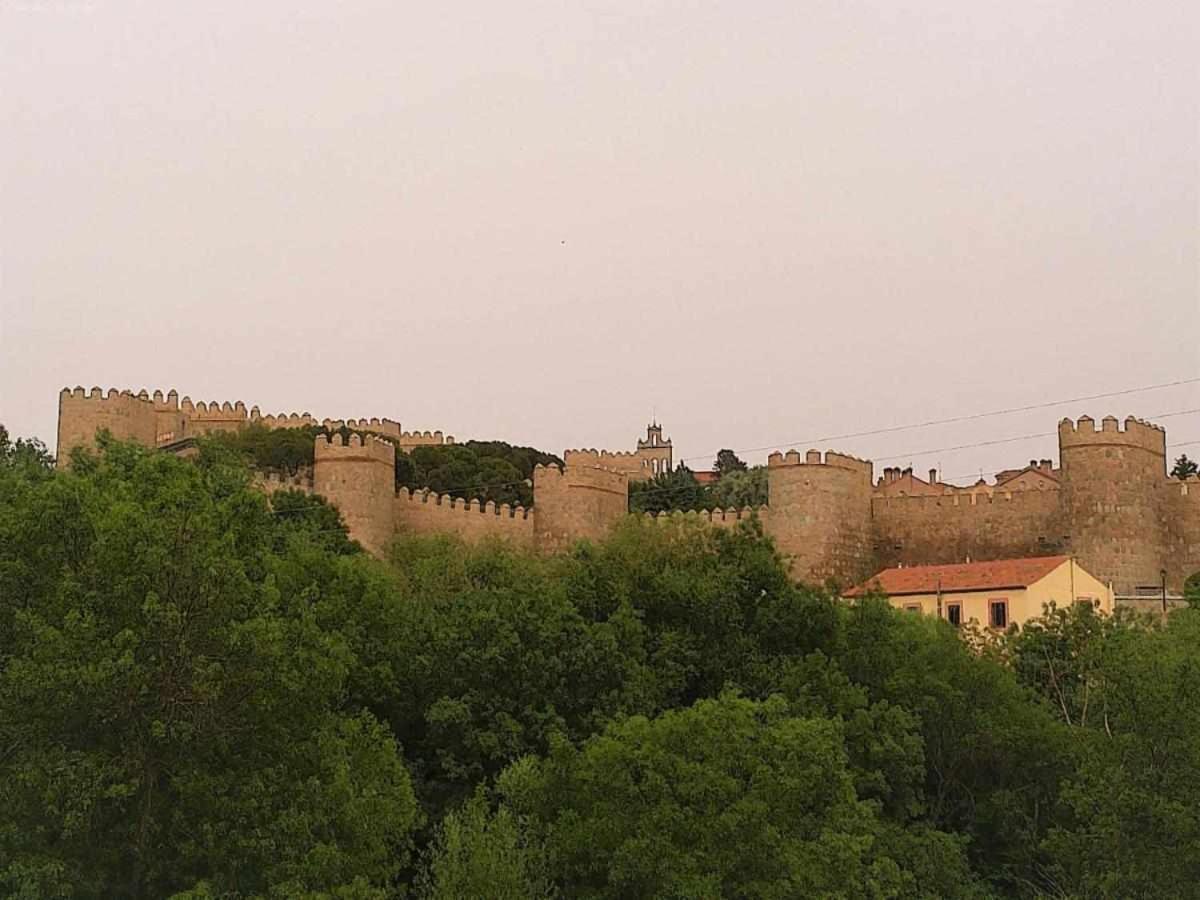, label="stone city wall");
[393,487,534,547]
[872,489,1065,571]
